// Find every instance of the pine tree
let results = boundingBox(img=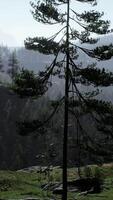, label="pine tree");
[13,1,113,199]
[0,52,4,71]
[7,50,19,80]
